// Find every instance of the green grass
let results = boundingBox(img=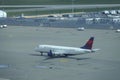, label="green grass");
[0,0,120,5]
